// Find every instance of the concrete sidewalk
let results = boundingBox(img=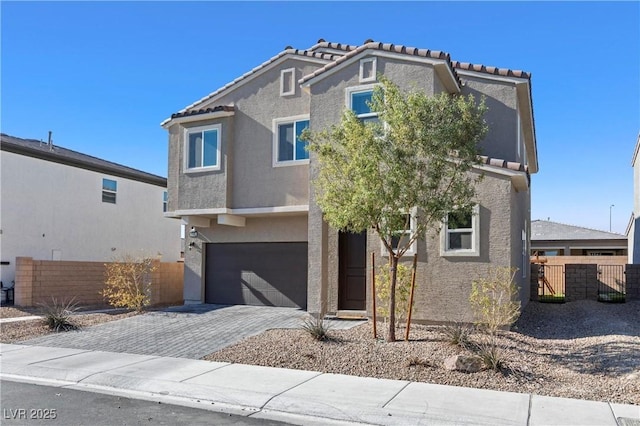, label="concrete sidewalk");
[1,343,638,426]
